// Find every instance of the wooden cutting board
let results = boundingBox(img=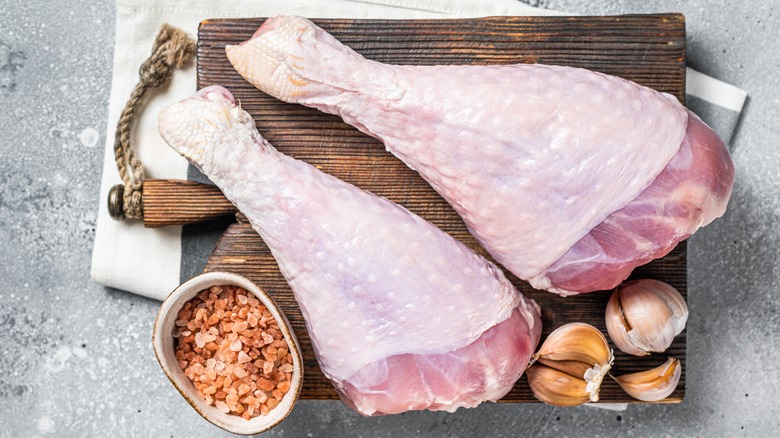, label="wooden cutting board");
[195,15,687,403]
